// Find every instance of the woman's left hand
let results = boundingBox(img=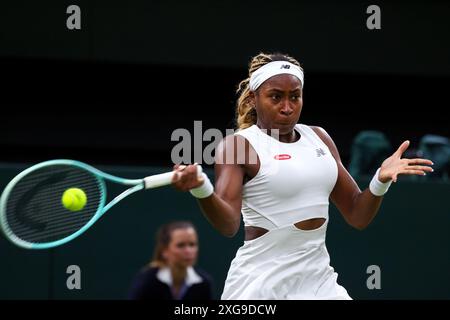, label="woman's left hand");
[378,140,434,183]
